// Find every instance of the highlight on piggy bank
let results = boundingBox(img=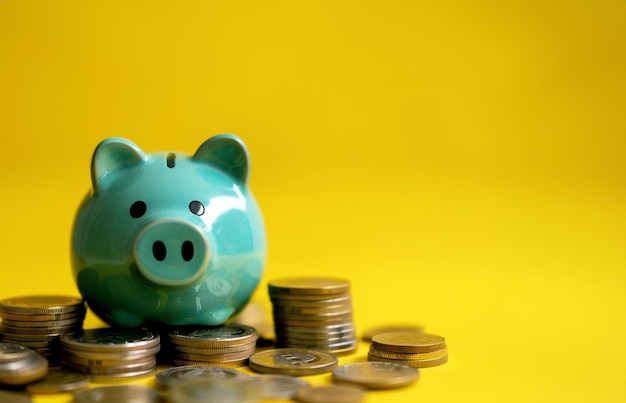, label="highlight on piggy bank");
[71,135,266,328]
